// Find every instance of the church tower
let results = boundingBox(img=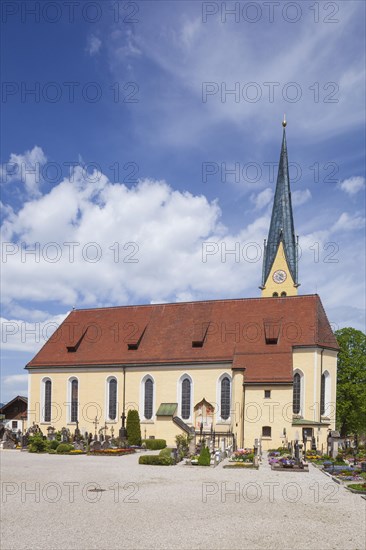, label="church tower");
[260,117,299,297]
